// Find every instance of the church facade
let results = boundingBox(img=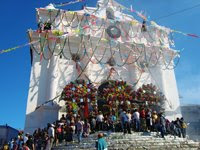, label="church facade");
[24,0,181,133]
